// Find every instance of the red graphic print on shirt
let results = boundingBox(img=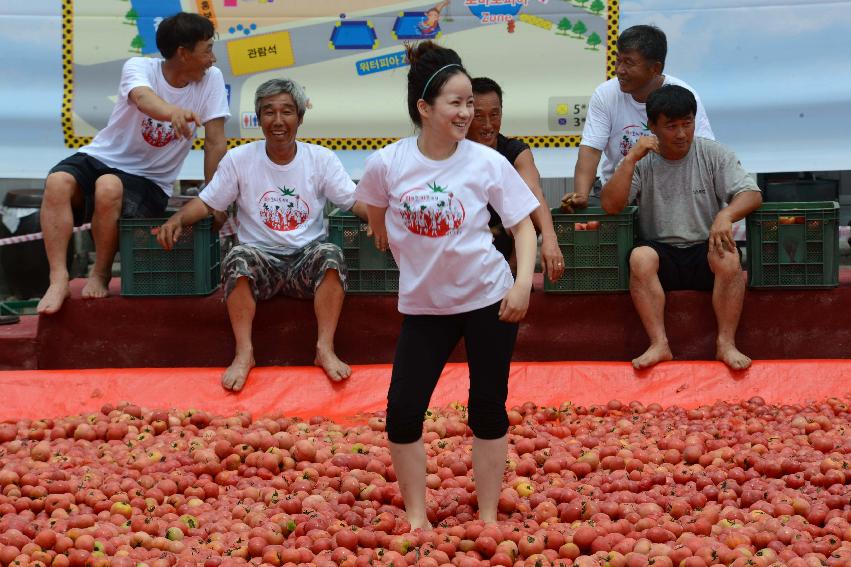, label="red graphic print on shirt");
[619,122,650,156]
[141,117,176,148]
[399,181,465,238]
[259,186,310,232]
